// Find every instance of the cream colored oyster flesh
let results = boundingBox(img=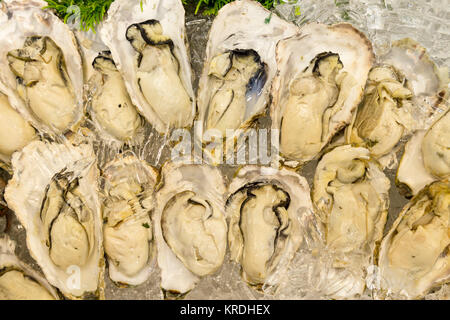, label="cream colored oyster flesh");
[102,155,158,285]
[0,91,36,164]
[227,166,313,291]
[378,180,449,299]
[91,51,142,142]
[347,66,413,158]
